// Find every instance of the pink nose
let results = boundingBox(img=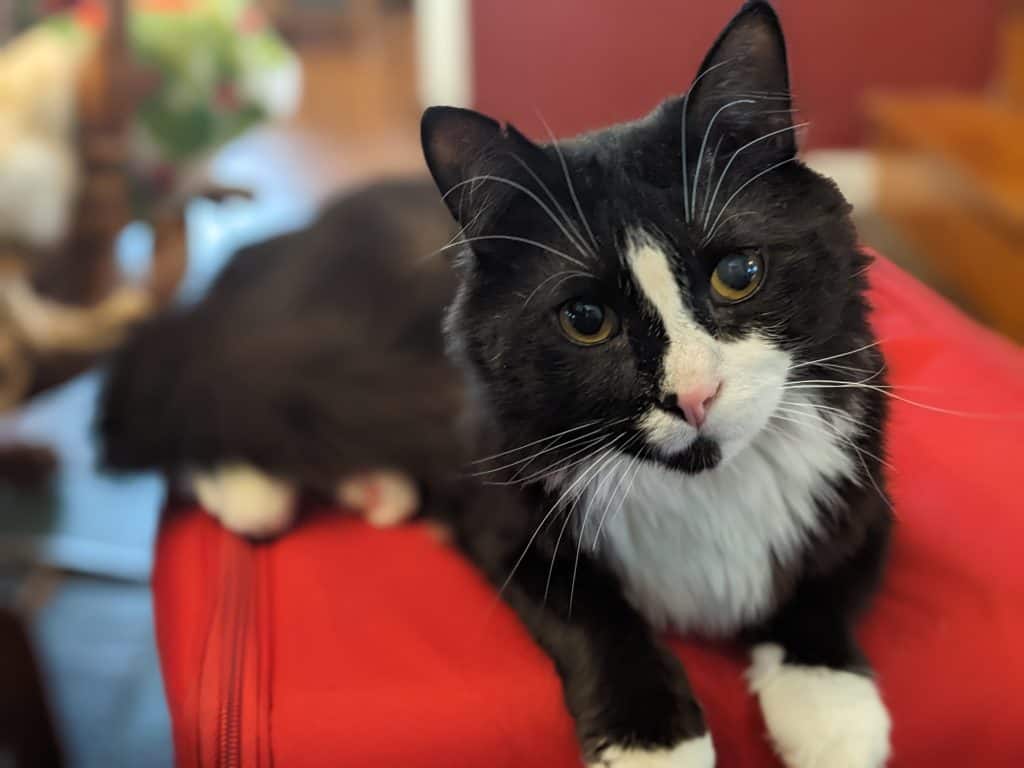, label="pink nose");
[670,381,721,429]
